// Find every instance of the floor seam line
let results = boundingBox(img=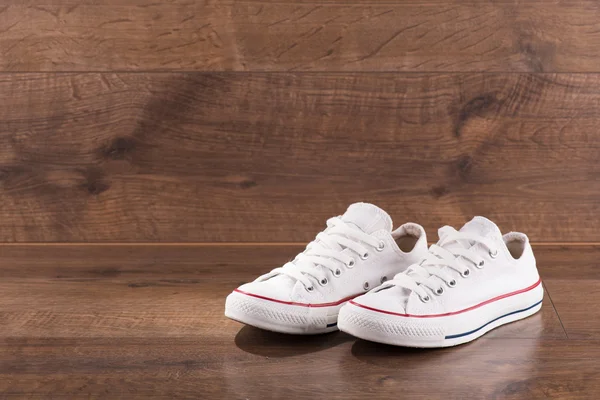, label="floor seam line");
[543,282,569,339]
